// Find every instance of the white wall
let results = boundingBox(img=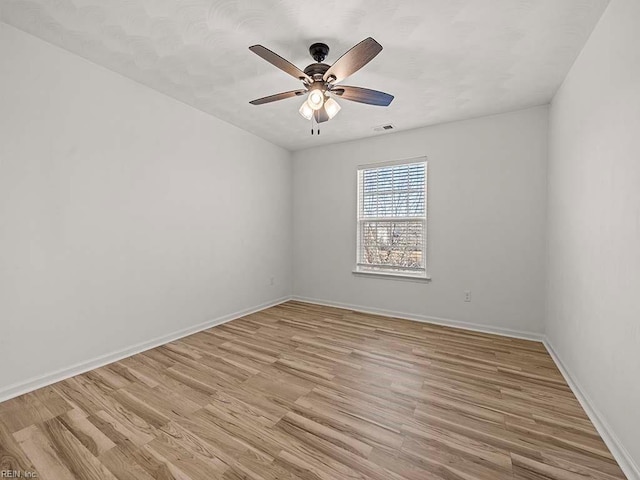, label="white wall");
[0,23,292,394]
[547,0,640,473]
[293,106,548,336]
